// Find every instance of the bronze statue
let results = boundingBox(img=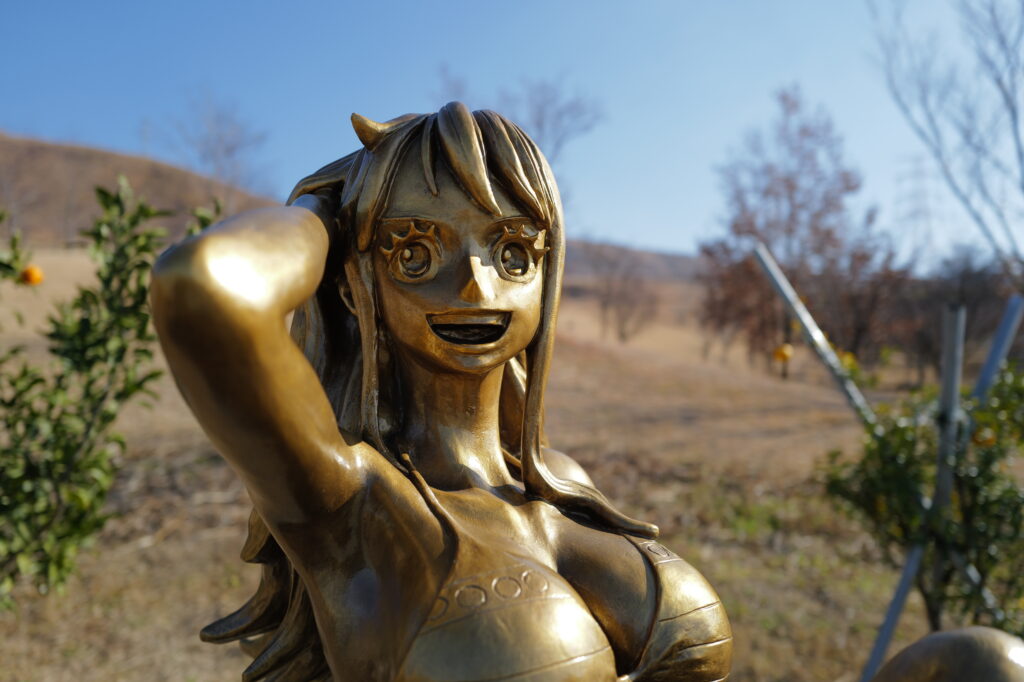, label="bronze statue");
[871,627,1024,682]
[151,102,732,682]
